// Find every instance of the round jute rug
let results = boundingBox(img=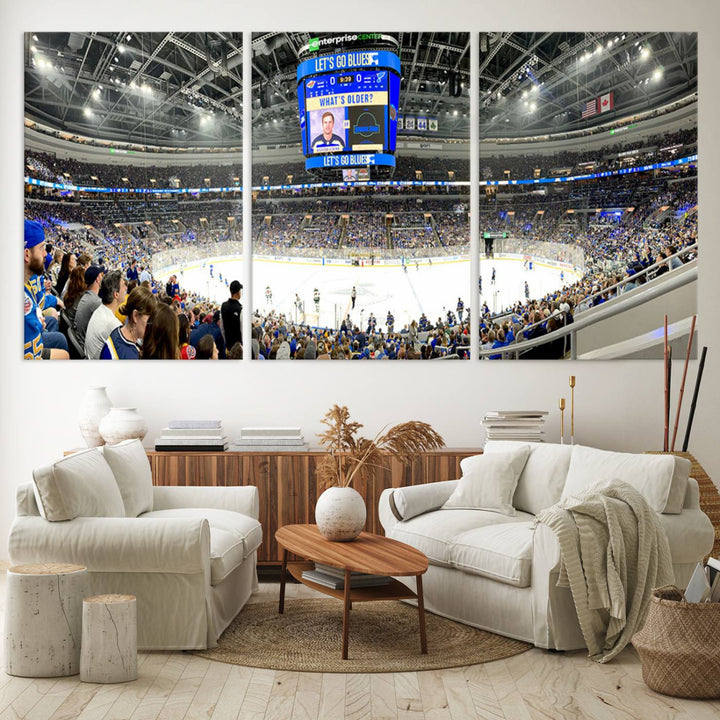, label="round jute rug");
[193,599,531,673]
